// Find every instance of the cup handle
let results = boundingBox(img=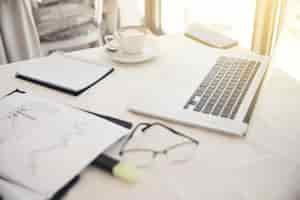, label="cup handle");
[104,35,115,44]
[104,35,119,52]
